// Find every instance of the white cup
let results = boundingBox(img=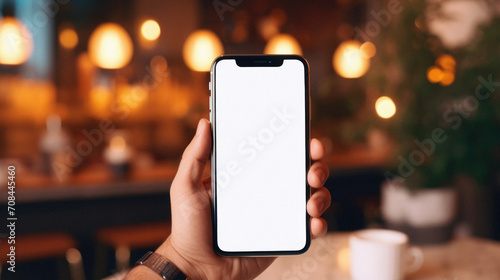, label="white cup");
[349,229,423,280]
